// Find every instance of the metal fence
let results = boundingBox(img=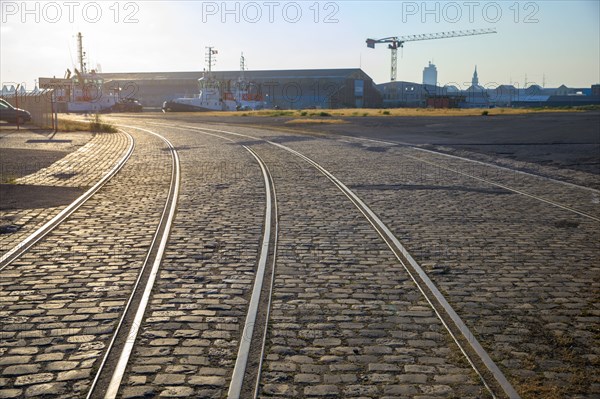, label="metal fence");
[1,89,55,129]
